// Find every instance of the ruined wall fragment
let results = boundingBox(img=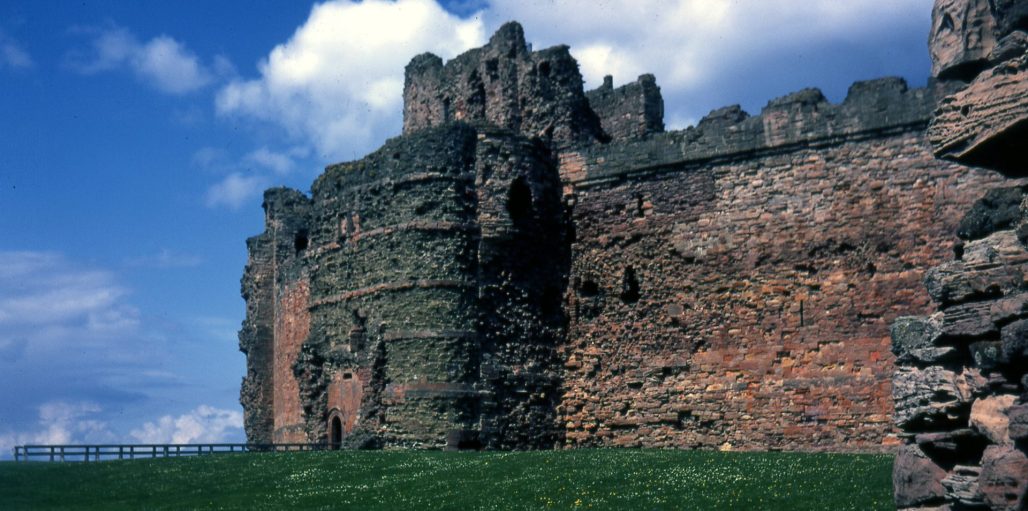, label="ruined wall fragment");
[239,188,312,444]
[893,2,1028,509]
[585,74,664,141]
[402,22,606,151]
[560,81,1008,450]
